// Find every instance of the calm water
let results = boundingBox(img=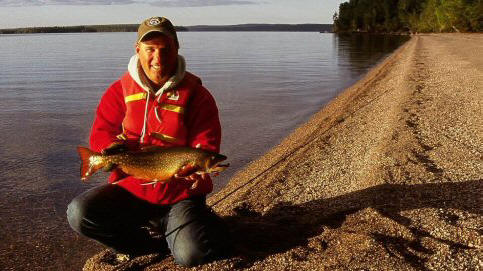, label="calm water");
[0,32,408,270]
